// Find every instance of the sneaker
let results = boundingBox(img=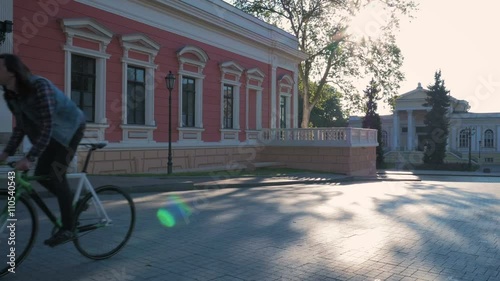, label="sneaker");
[44,229,75,247]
